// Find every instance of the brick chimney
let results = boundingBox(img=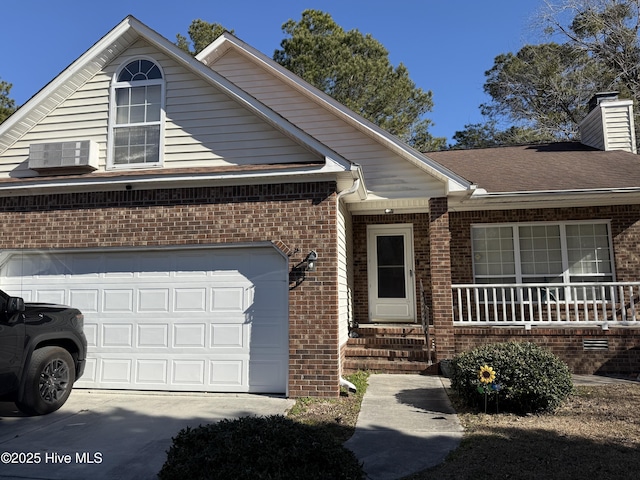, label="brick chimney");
[579,92,637,154]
